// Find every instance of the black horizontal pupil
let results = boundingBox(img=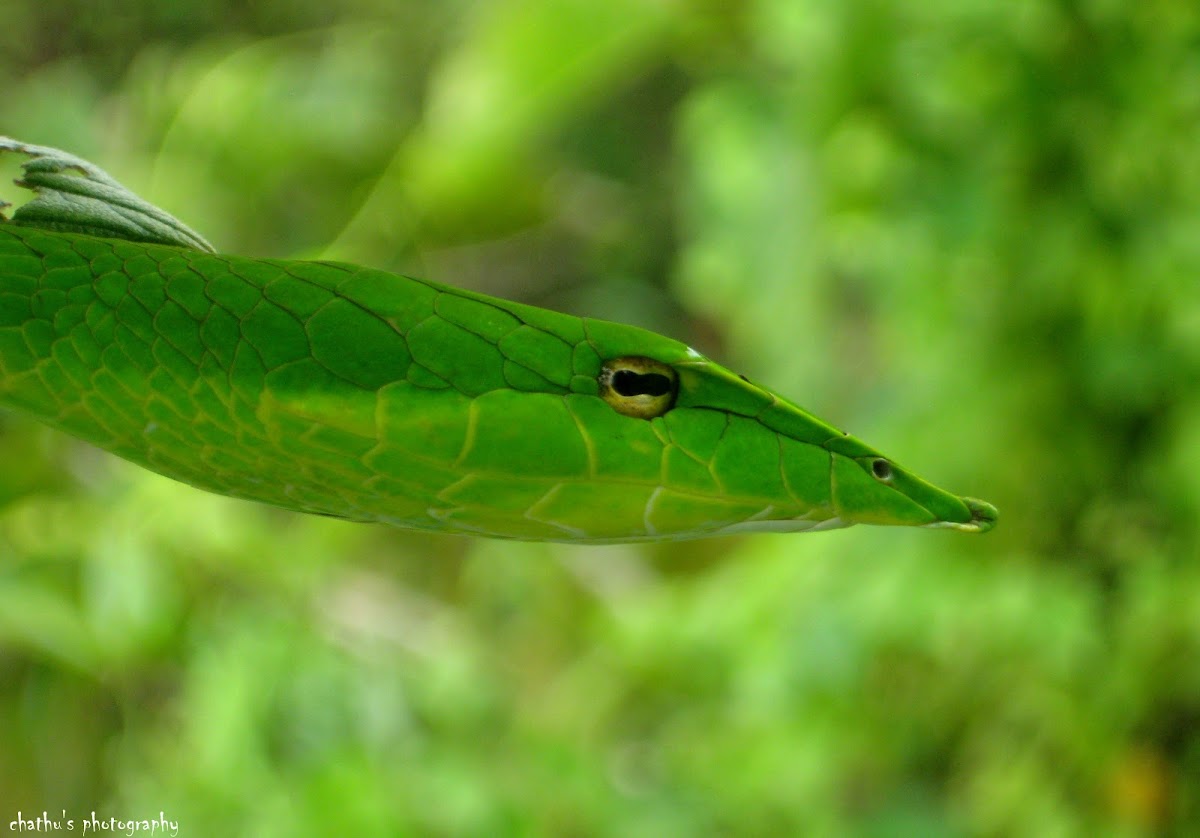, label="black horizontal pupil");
[612,369,672,397]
